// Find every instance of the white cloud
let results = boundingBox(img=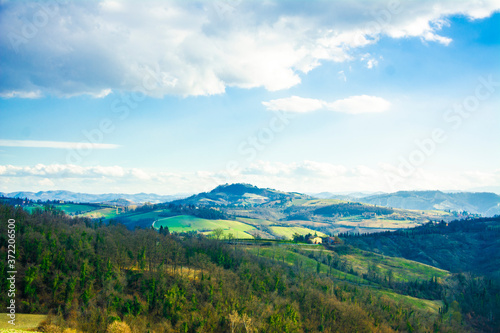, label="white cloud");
[0,164,147,179]
[1,0,498,98]
[262,95,391,114]
[1,162,499,195]
[262,96,326,113]
[203,161,500,194]
[338,70,347,82]
[0,90,42,99]
[89,89,113,98]
[327,95,391,114]
[38,178,55,187]
[360,53,378,69]
[0,140,120,149]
